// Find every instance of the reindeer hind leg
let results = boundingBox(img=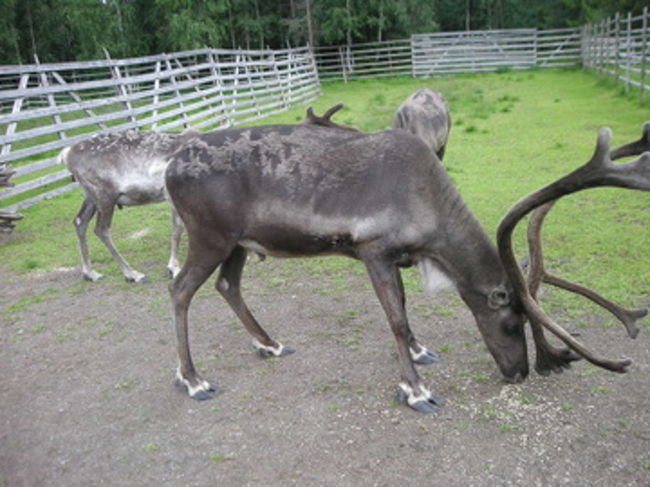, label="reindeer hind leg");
[93,200,147,283]
[216,245,294,358]
[73,197,103,282]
